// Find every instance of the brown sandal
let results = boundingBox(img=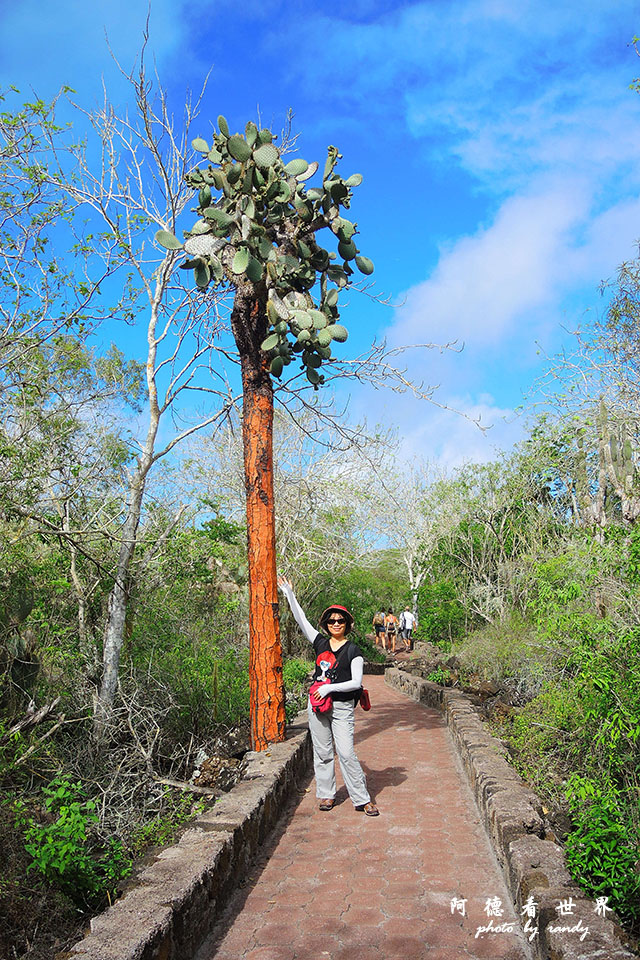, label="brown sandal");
[357,801,380,816]
[318,798,335,811]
